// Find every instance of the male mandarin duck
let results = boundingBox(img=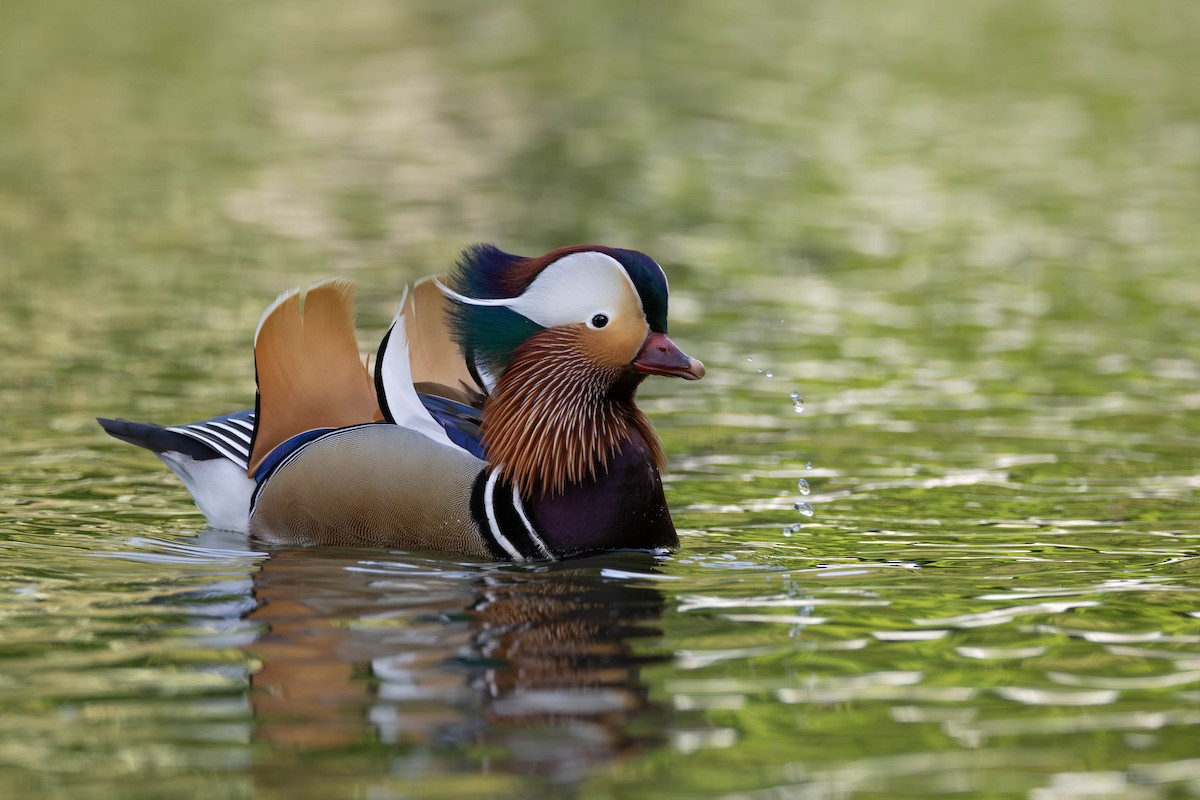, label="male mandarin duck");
[98,244,704,561]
